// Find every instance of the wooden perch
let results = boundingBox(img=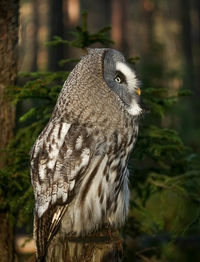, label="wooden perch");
[45,229,123,262]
